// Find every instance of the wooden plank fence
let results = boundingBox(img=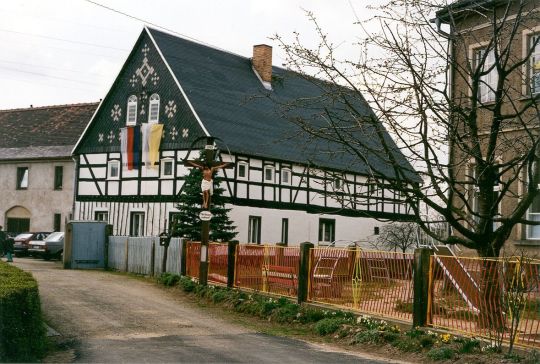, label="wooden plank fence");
[107,236,182,275]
